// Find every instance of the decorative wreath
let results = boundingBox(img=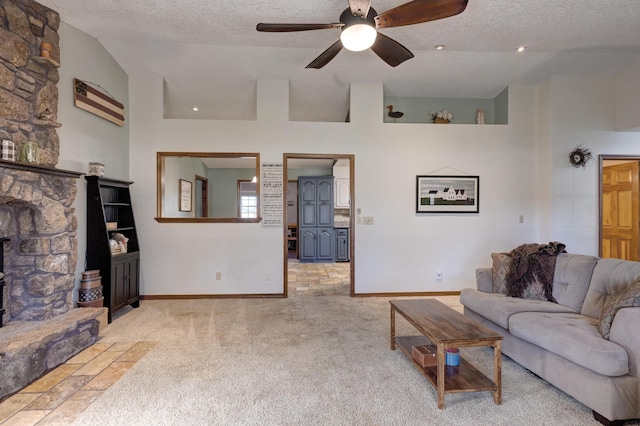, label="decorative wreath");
[569,146,593,168]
